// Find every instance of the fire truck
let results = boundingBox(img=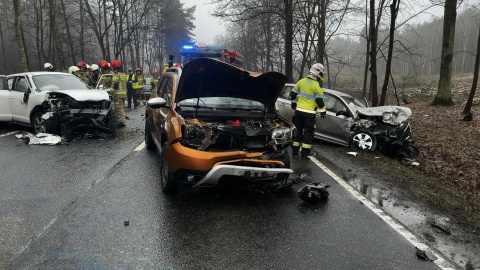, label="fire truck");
[178,43,244,69]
